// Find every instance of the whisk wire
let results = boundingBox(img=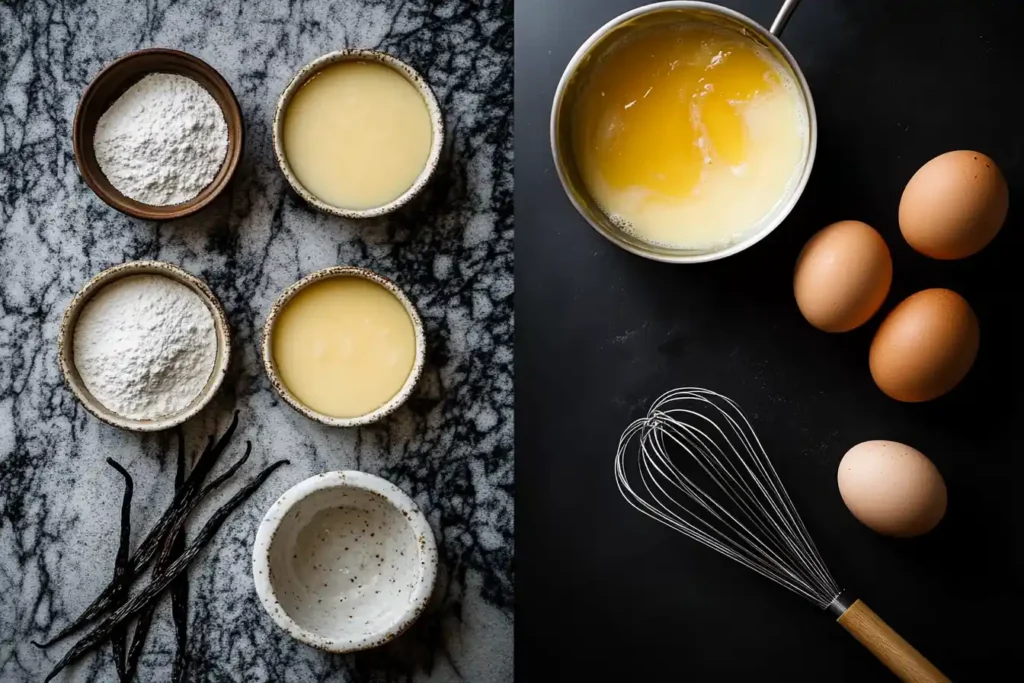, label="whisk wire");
[647,418,801,577]
[678,390,838,598]
[657,412,790,554]
[654,406,819,581]
[621,439,826,605]
[636,417,825,602]
[615,388,841,610]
